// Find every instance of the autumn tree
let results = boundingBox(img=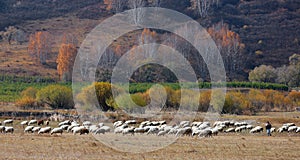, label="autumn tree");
[28,31,52,64]
[249,65,277,83]
[57,43,77,82]
[208,22,245,77]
